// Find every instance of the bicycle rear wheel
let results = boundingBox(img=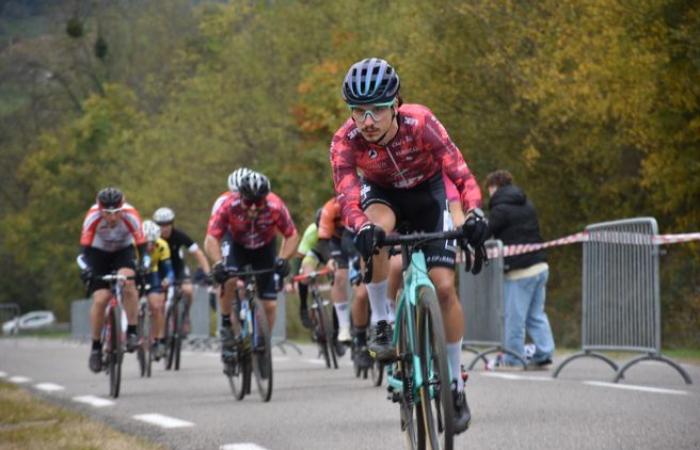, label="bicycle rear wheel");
[174,304,186,371]
[252,300,273,402]
[417,287,454,450]
[395,303,424,449]
[108,307,123,398]
[226,356,248,401]
[371,360,384,386]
